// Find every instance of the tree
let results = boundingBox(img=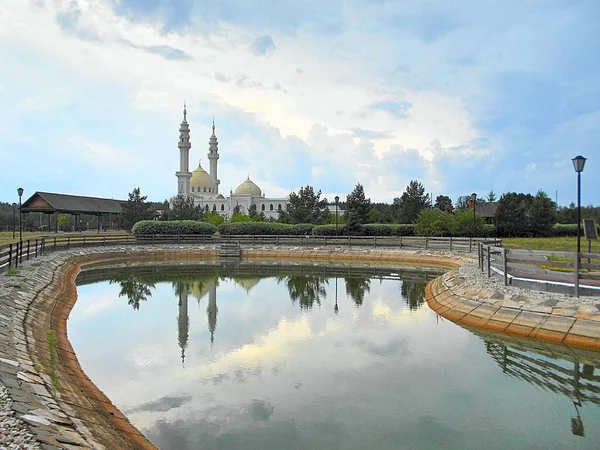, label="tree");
[530,190,557,237]
[57,214,71,231]
[487,190,497,202]
[119,187,154,231]
[345,183,371,233]
[164,195,203,221]
[495,192,533,237]
[395,180,431,223]
[434,195,453,213]
[284,185,330,224]
[345,276,371,306]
